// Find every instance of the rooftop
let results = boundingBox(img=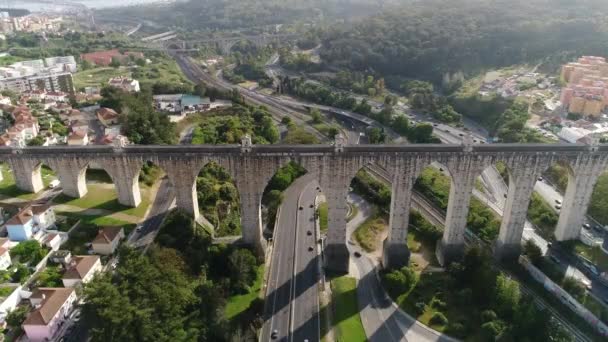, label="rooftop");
[63,255,100,280]
[92,226,123,245]
[23,287,74,326]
